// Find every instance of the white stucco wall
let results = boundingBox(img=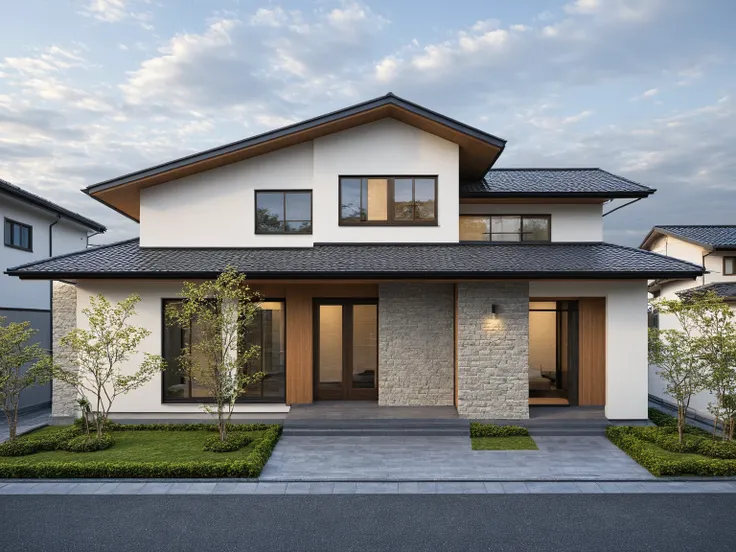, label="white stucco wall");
[1,195,90,310]
[139,118,460,247]
[529,280,649,420]
[460,203,603,242]
[74,280,289,414]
